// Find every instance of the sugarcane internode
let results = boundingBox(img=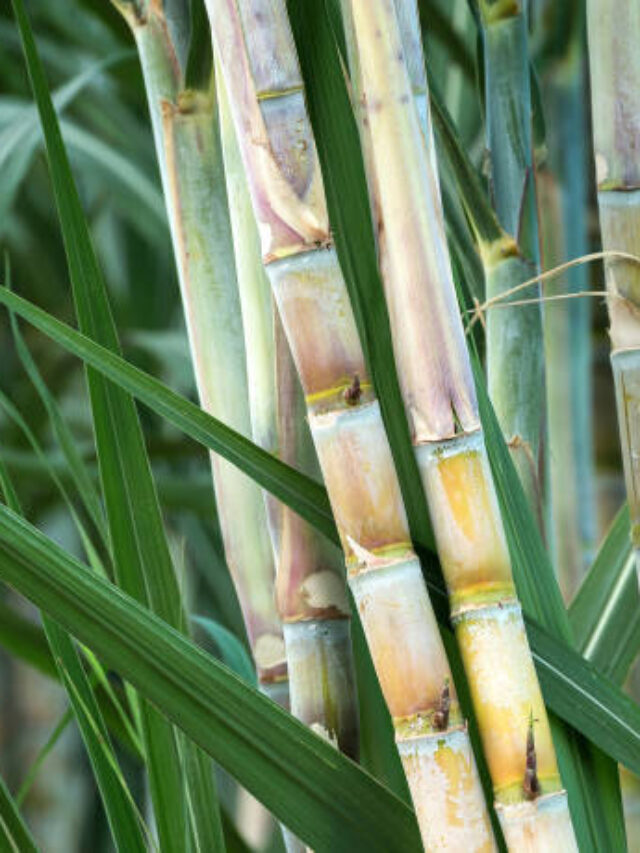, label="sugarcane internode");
[210,1,496,847]
[341,0,577,847]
